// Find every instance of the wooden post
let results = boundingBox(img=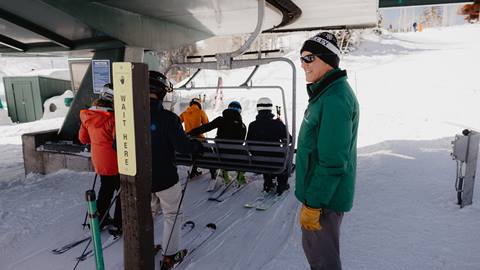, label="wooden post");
[113,62,154,270]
